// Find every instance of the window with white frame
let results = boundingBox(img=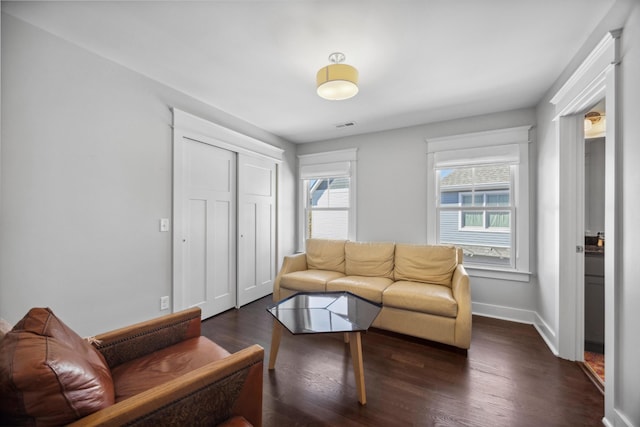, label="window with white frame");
[298,149,357,248]
[427,127,531,279]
